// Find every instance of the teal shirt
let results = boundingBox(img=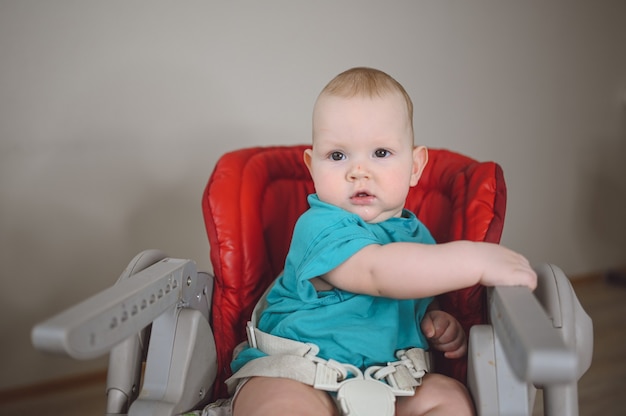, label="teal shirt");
[232,194,435,372]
